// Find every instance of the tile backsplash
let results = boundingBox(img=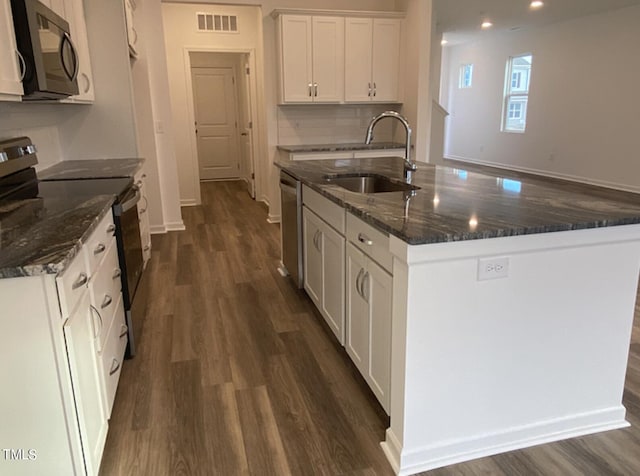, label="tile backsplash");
[277,105,398,145]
